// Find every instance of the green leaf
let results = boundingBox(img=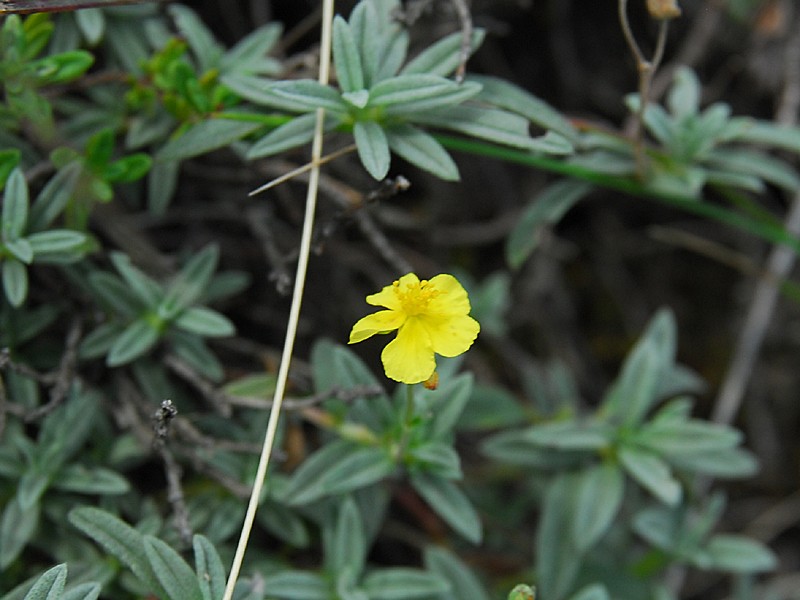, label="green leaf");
[256,500,310,548]
[521,420,613,450]
[0,497,40,569]
[601,309,676,426]
[31,50,93,85]
[705,148,800,191]
[0,150,21,190]
[60,583,101,600]
[569,584,611,600]
[21,563,67,600]
[110,252,163,307]
[470,74,578,142]
[618,446,682,506]
[105,153,152,184]
[247,112,319,159]
[423,546,490,600]
[5,238,33,264]
[281,440,394,506]
[457,383,526,430]
[361,568,450,599]
[28,162,81,231]
[168,5,223,71]
[703,534,777,573]
[402,29,485,78]
[79,322,124,360]
[731,119,800,154]
[147,159,180,216]
[481,429,590,469]
[326,497,367,577]
[409,441,461,479]
[220,22,282,76]
[220,73,311,111]
[425,372,474,438]
[413,106,557,152]
[174,306,235,337]
[261,571,329,600]
[667,67,701,118]
[75,8,105,45]
[571,462,624,552]
[536,474,581,600]
[370,75,480,109]
[386,123,459,181]
[194,535,227,600]
[3,168,28,242]
[160,244,219,318]
[17,472,51,510]
[506,179,593,268]
[222,373,277,398]
[267,80,348,113]
[354,120,390,180]
[69,506,165,596]
[143,536,202,600]
[169,330,224,382]
[106,318,161,366]
[410,473,482,543]
[667,447,758,478]
[51,464,130,495]
[3,258,28,307]
[636,419,741,457]
[157,118,264,162]
[87,271,143,316]
[27,230,87,259]
[333,15,364,93]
